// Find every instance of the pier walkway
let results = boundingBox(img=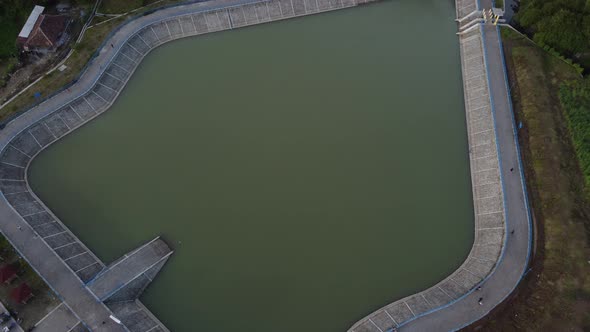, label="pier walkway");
[88,238,172,302]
